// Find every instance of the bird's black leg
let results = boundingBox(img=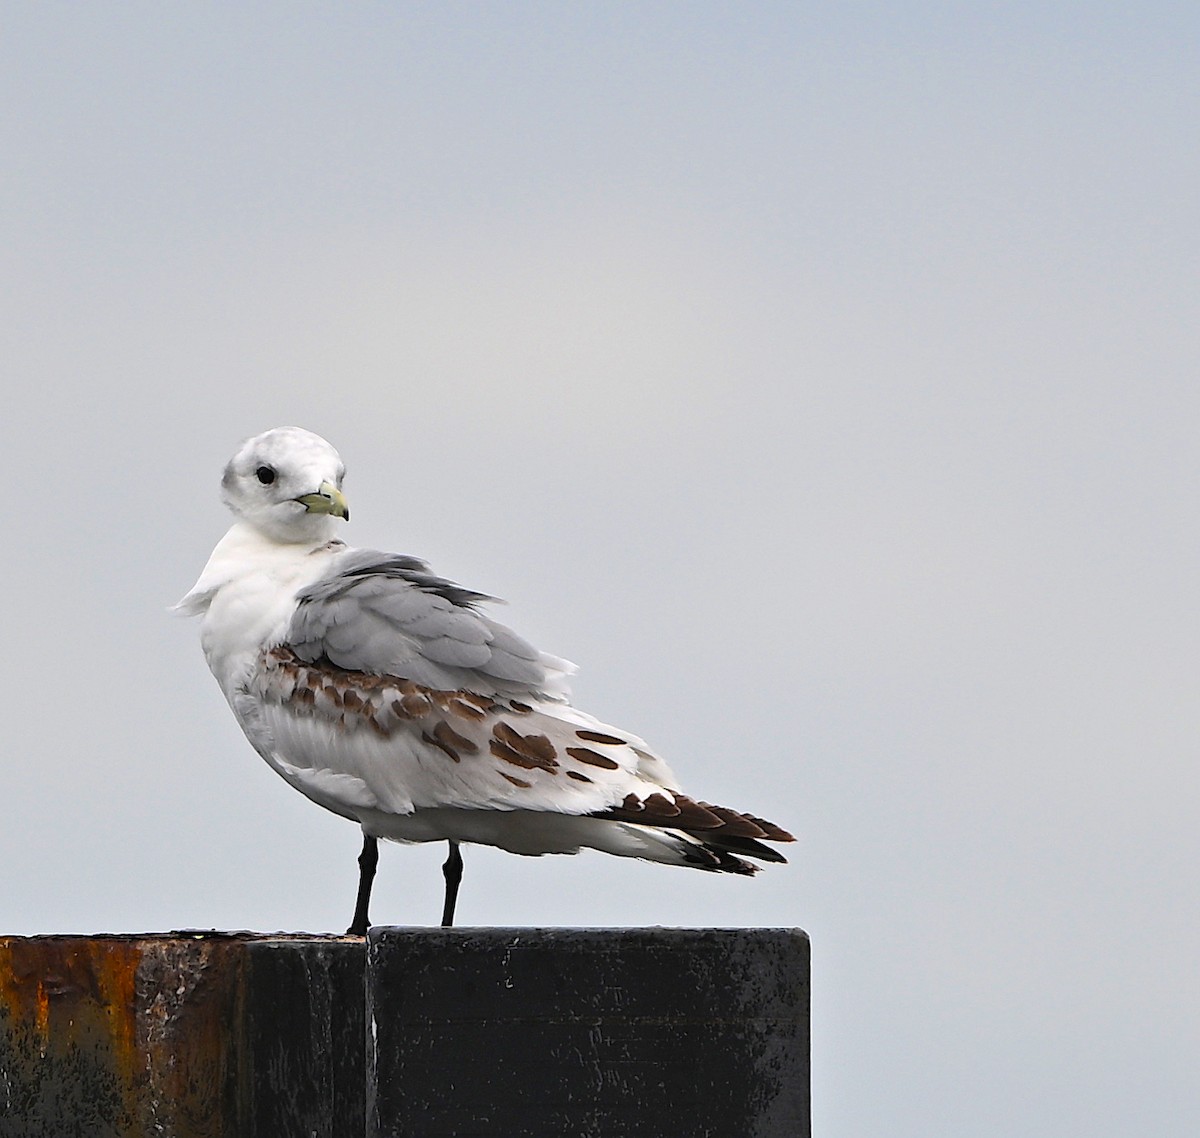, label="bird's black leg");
[347,833,378,936]
[441,840,463,928]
